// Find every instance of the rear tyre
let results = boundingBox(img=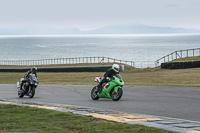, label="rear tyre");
[111,87,123,101]
[28,87,35,98]
[91,86,99,100]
